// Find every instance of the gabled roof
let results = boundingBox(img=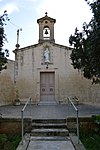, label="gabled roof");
[13,42,72,53]
[37,14,56,23]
